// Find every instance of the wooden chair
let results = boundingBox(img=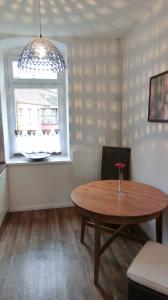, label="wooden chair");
[127,241,168,299]
[80,146,131,243]
[101,146,131,180]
